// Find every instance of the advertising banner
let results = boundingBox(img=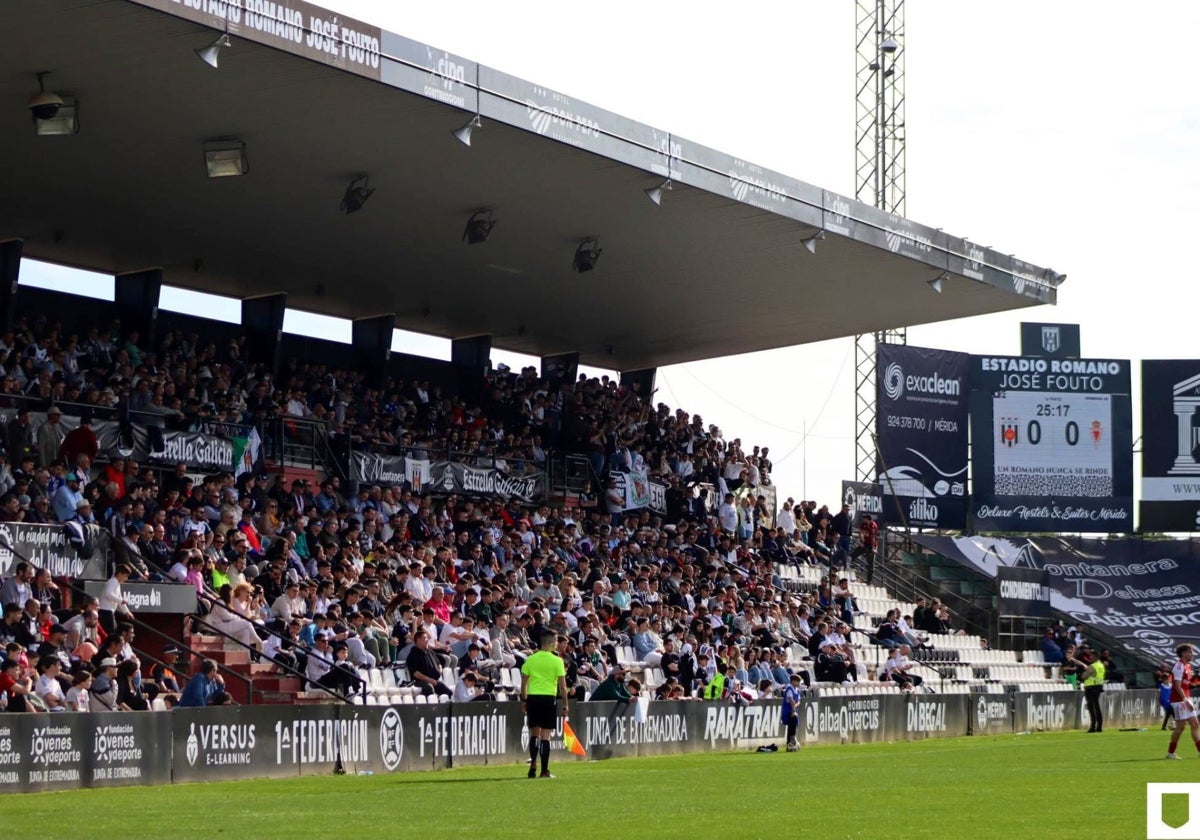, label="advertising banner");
[171,705,344,783]
[0,710,170,793]
[875,344,970,529]
[691,700,782,753]
[802,694,904,745]
[970,692,1013,736]
[842,480,884,529]
[145,429,237,473]
[399,701,520,770]
[0,521,109,580]
[350,451,407,485]
[0,691,1111,793]
[428,462,543,503]
[350,454,544,502]
[0,409,251,477]
[1020,323,1081,359]
[996,566,1052,618]
[380,31,477,112]
[909,534,1200,666]
[902,694,970,740]
[1079,689,1160,731]
[1106,689,1160,729]
[129,0,382,81]
[648,480,667,516]
[82,581,198,614]
[86,712,173,788]
[1012,691,1081,732]
[969,356,1133,532]
[1140,360,1200,531]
